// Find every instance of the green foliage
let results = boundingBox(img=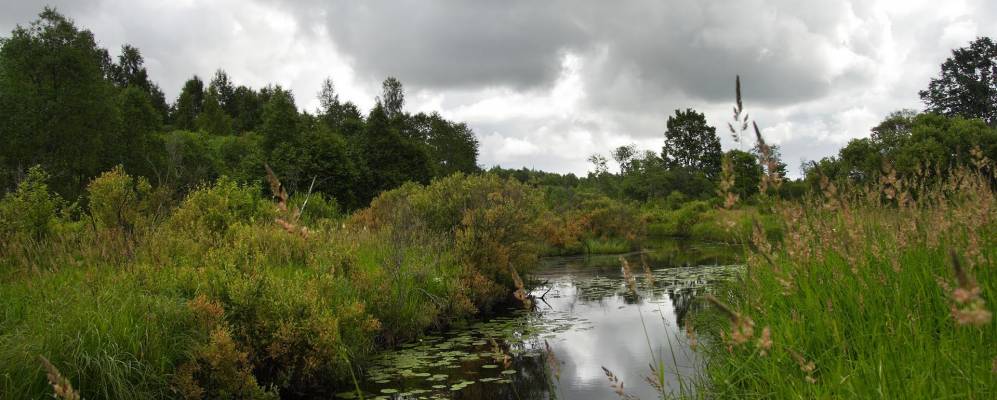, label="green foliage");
[196,90,233,135]
[725,149,762,200]
[157,130,223,190]
[920,37,997,125]
[380,76,405,119]
[0,266,204,399]
[0,166,63,241]
[806,112,997,185]
[357,104,434,200]
[172,76,205,131]
[356,173,545,311]
[109,44,168,120]
[662,108,723,178]
[269,121,359,207]
[2,167,526,399]
[0,8,121,196]
[86,166,154,231]
[259,86,299,152]
[407,112,481,177]
[289,192,340,225]
[116,86,162,177]
[167,177,273,238]
[0,9,482,212]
